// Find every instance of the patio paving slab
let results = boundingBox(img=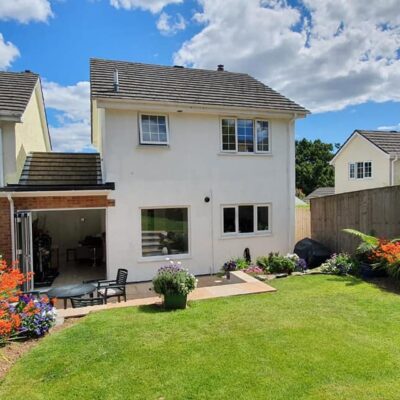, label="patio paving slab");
[58,271,276,319]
